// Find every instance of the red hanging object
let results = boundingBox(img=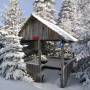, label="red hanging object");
[32,35,40,40]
